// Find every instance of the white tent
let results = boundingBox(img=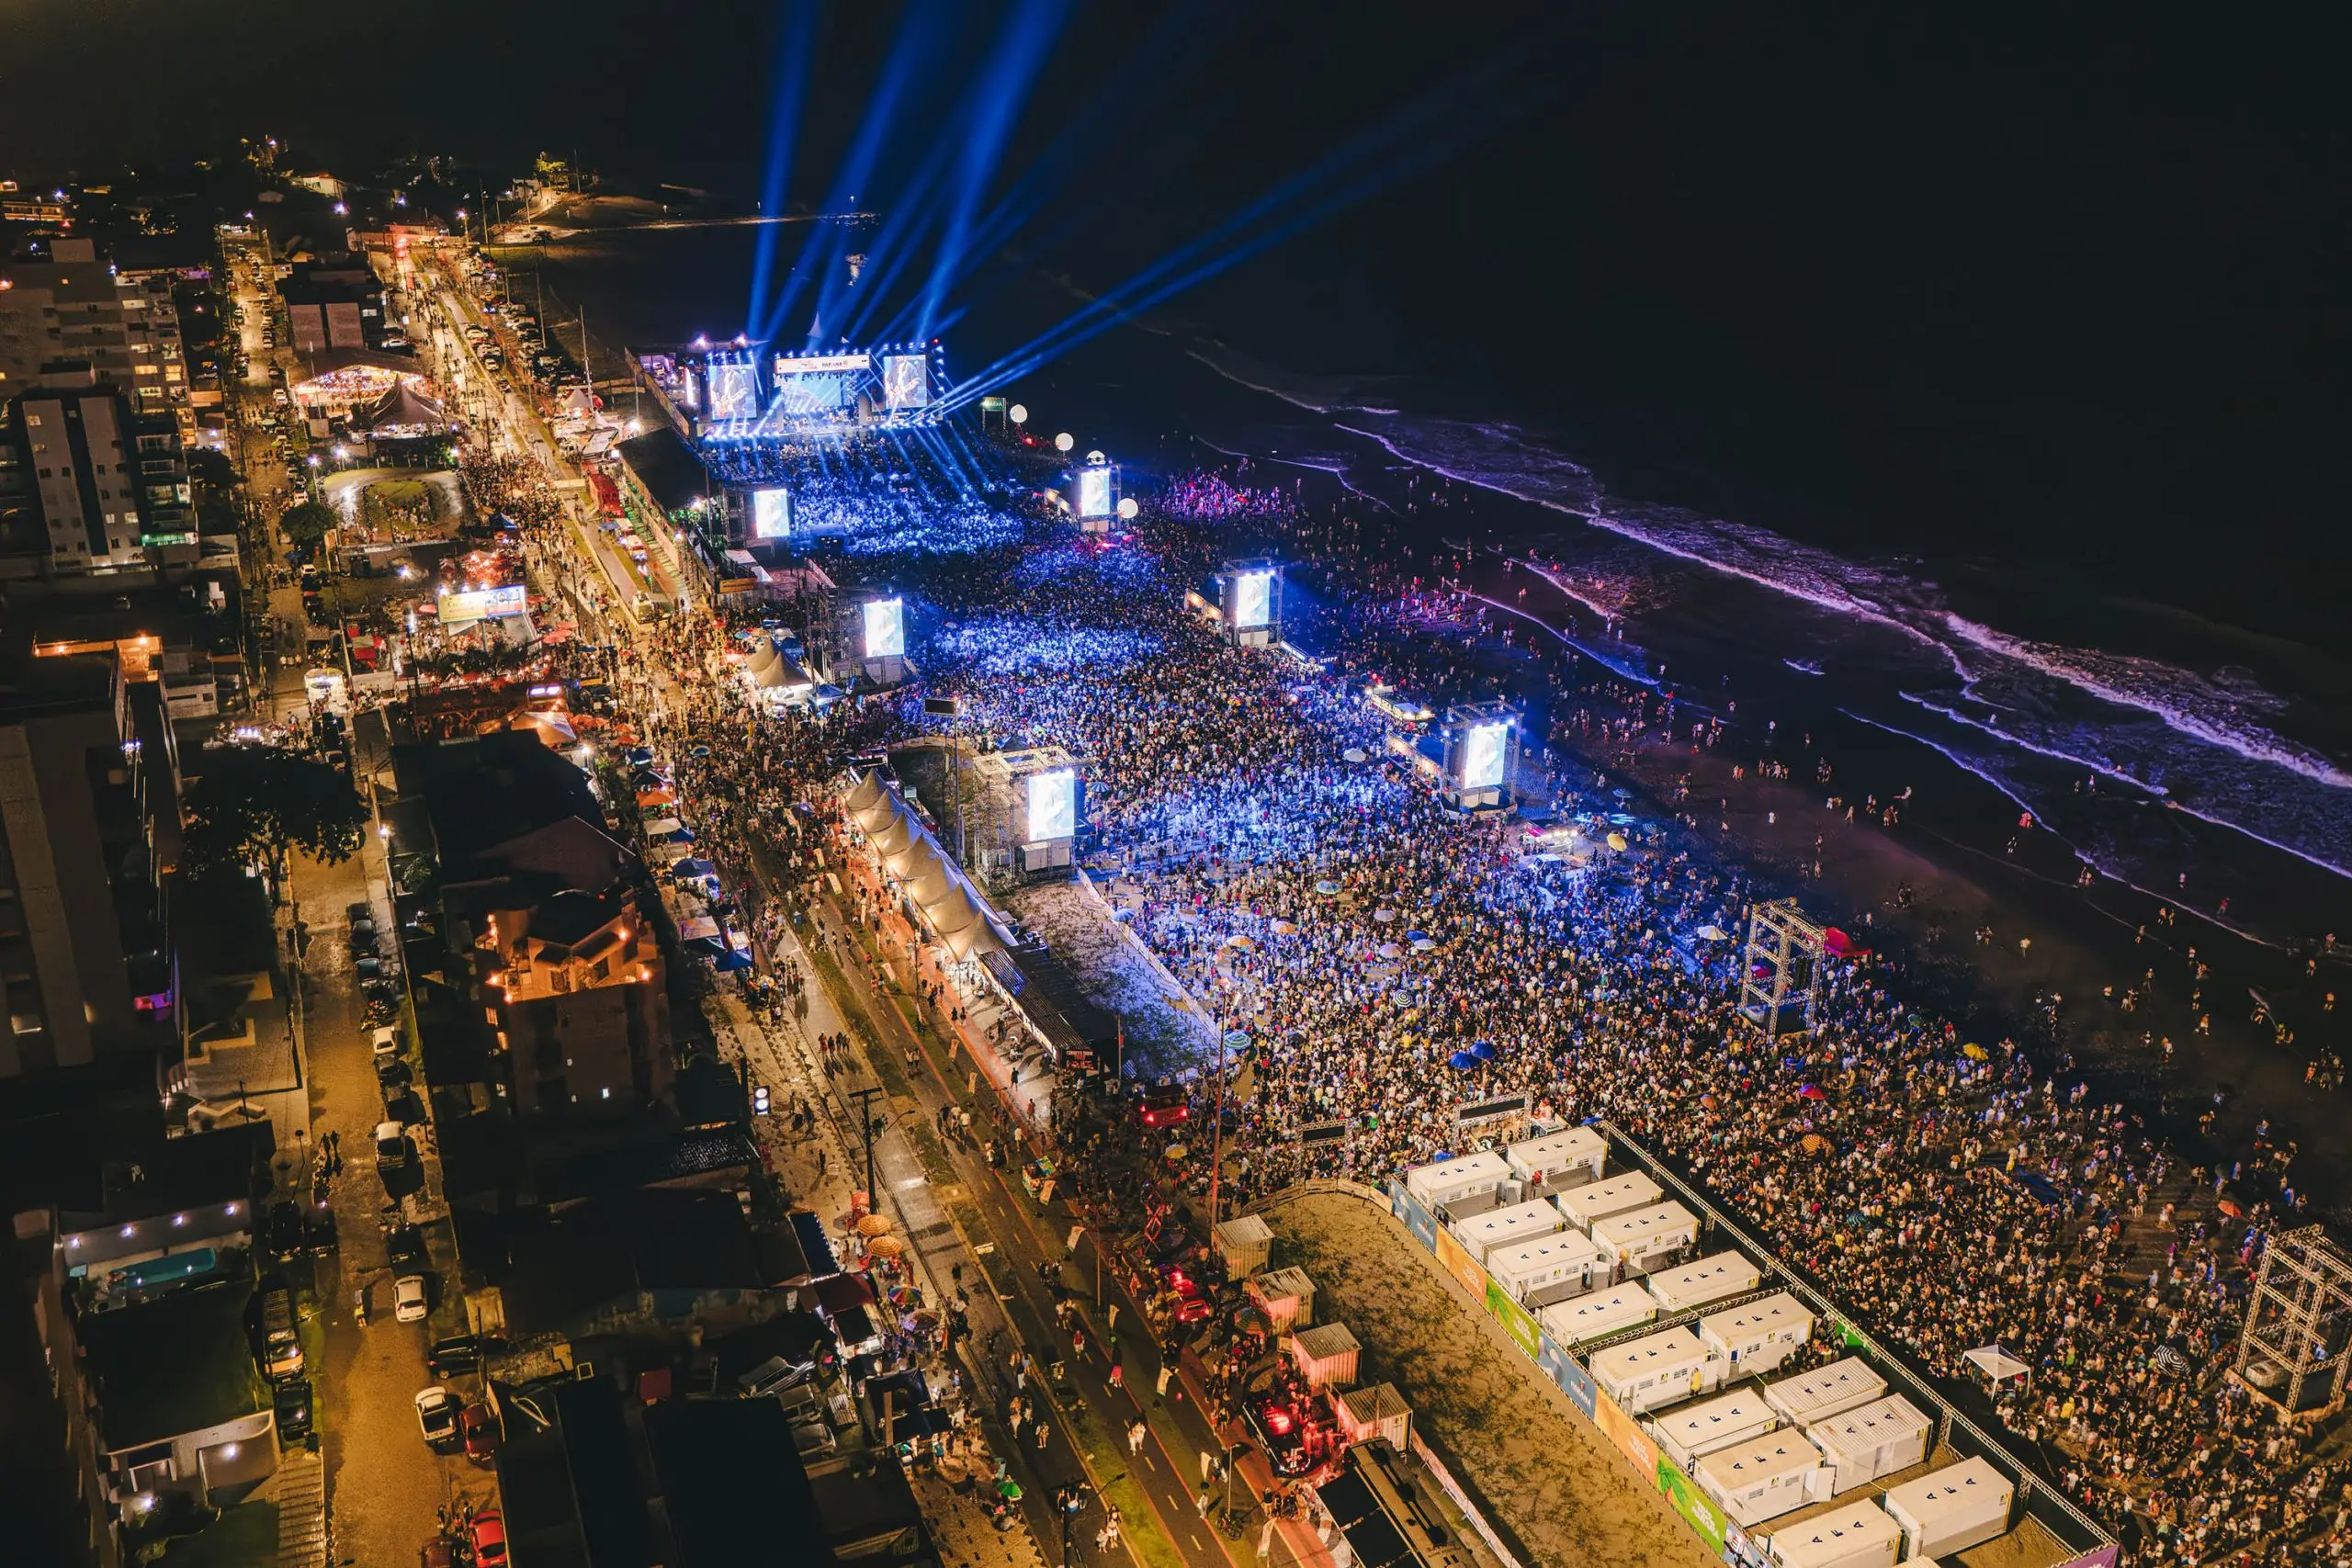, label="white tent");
[1962,1345,2030,1386]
